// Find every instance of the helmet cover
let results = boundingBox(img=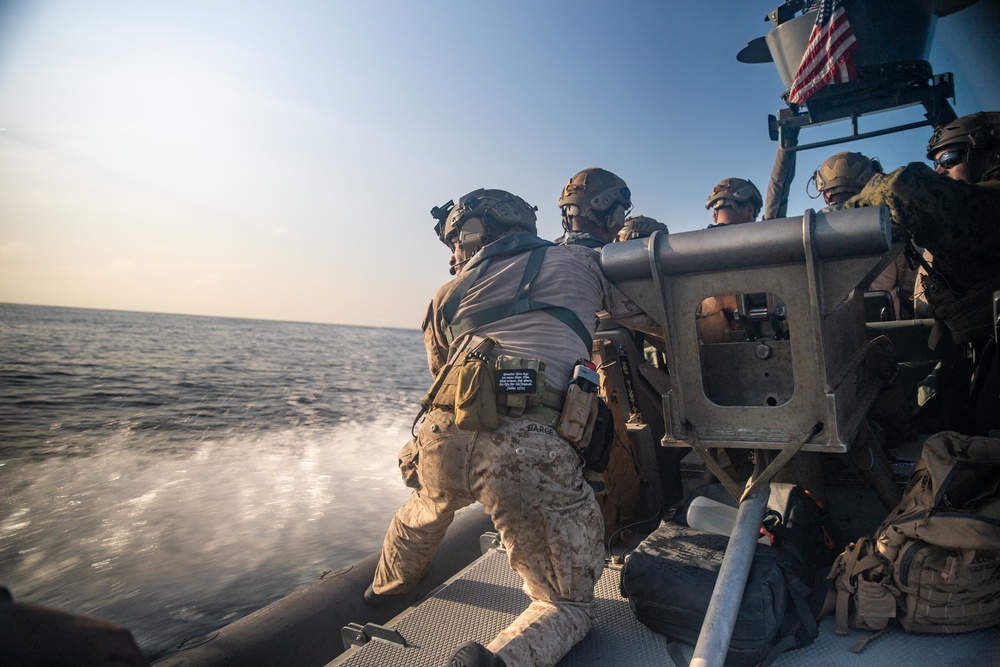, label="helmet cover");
[618,215,668,241]
[813,151,882,196]
[558,168,632,233]
[558,168,632,212]
[705,178,763,218]
[438,188,537,247]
